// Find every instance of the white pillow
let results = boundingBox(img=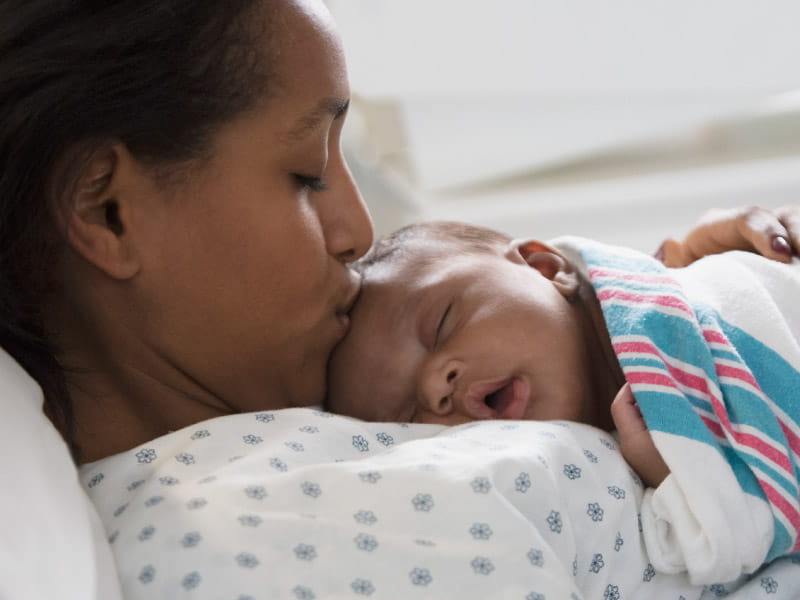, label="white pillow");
[0,346,122,600]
